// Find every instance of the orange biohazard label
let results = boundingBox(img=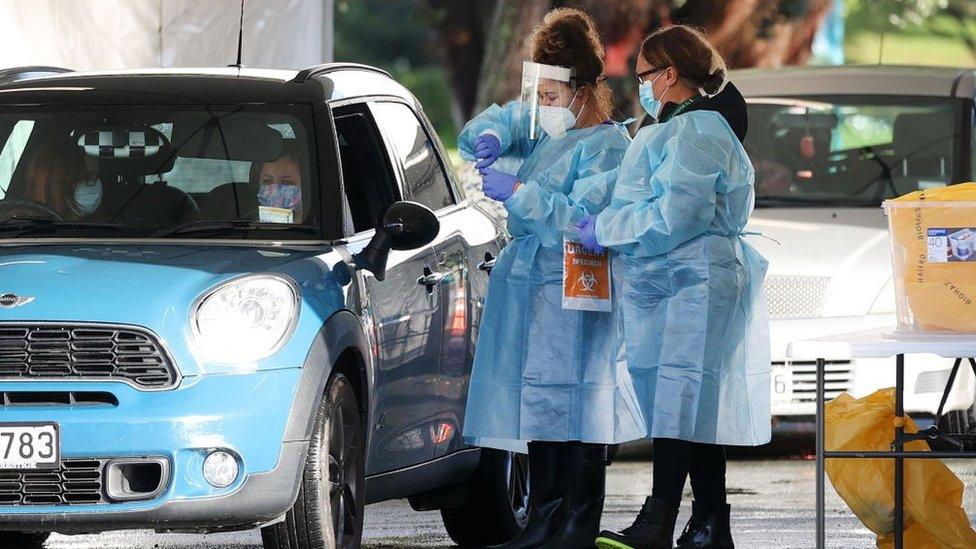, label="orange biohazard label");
[562,239,612,312]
